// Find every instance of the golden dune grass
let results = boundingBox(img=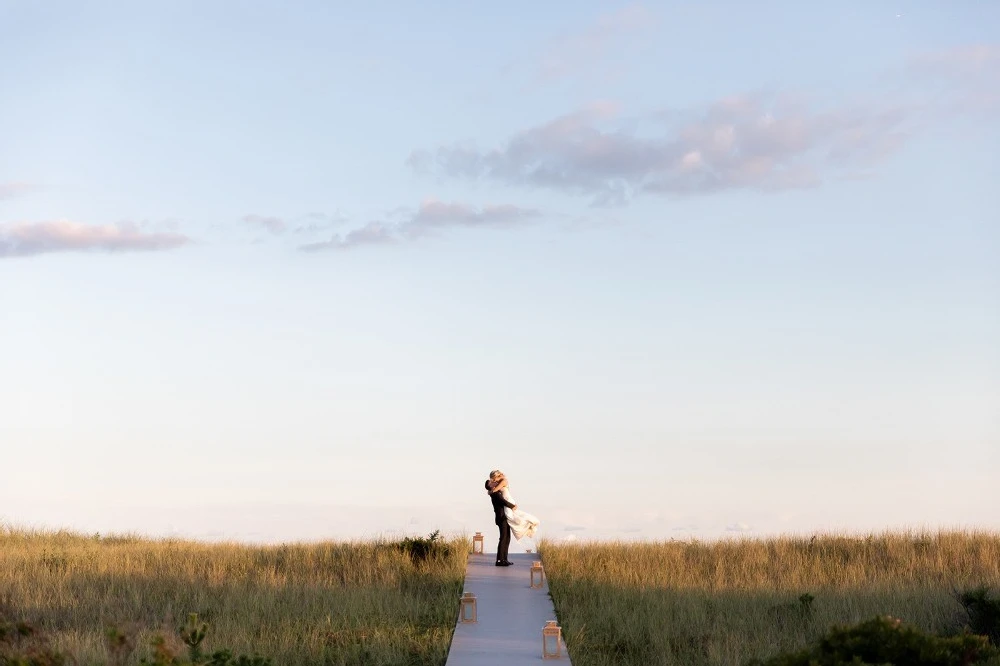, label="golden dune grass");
[0,526,465,665]
[541,531,1000,666]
